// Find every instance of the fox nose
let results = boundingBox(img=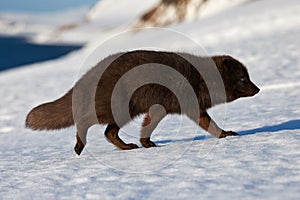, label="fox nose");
[254,85,260,94]
[251,83,260,95]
